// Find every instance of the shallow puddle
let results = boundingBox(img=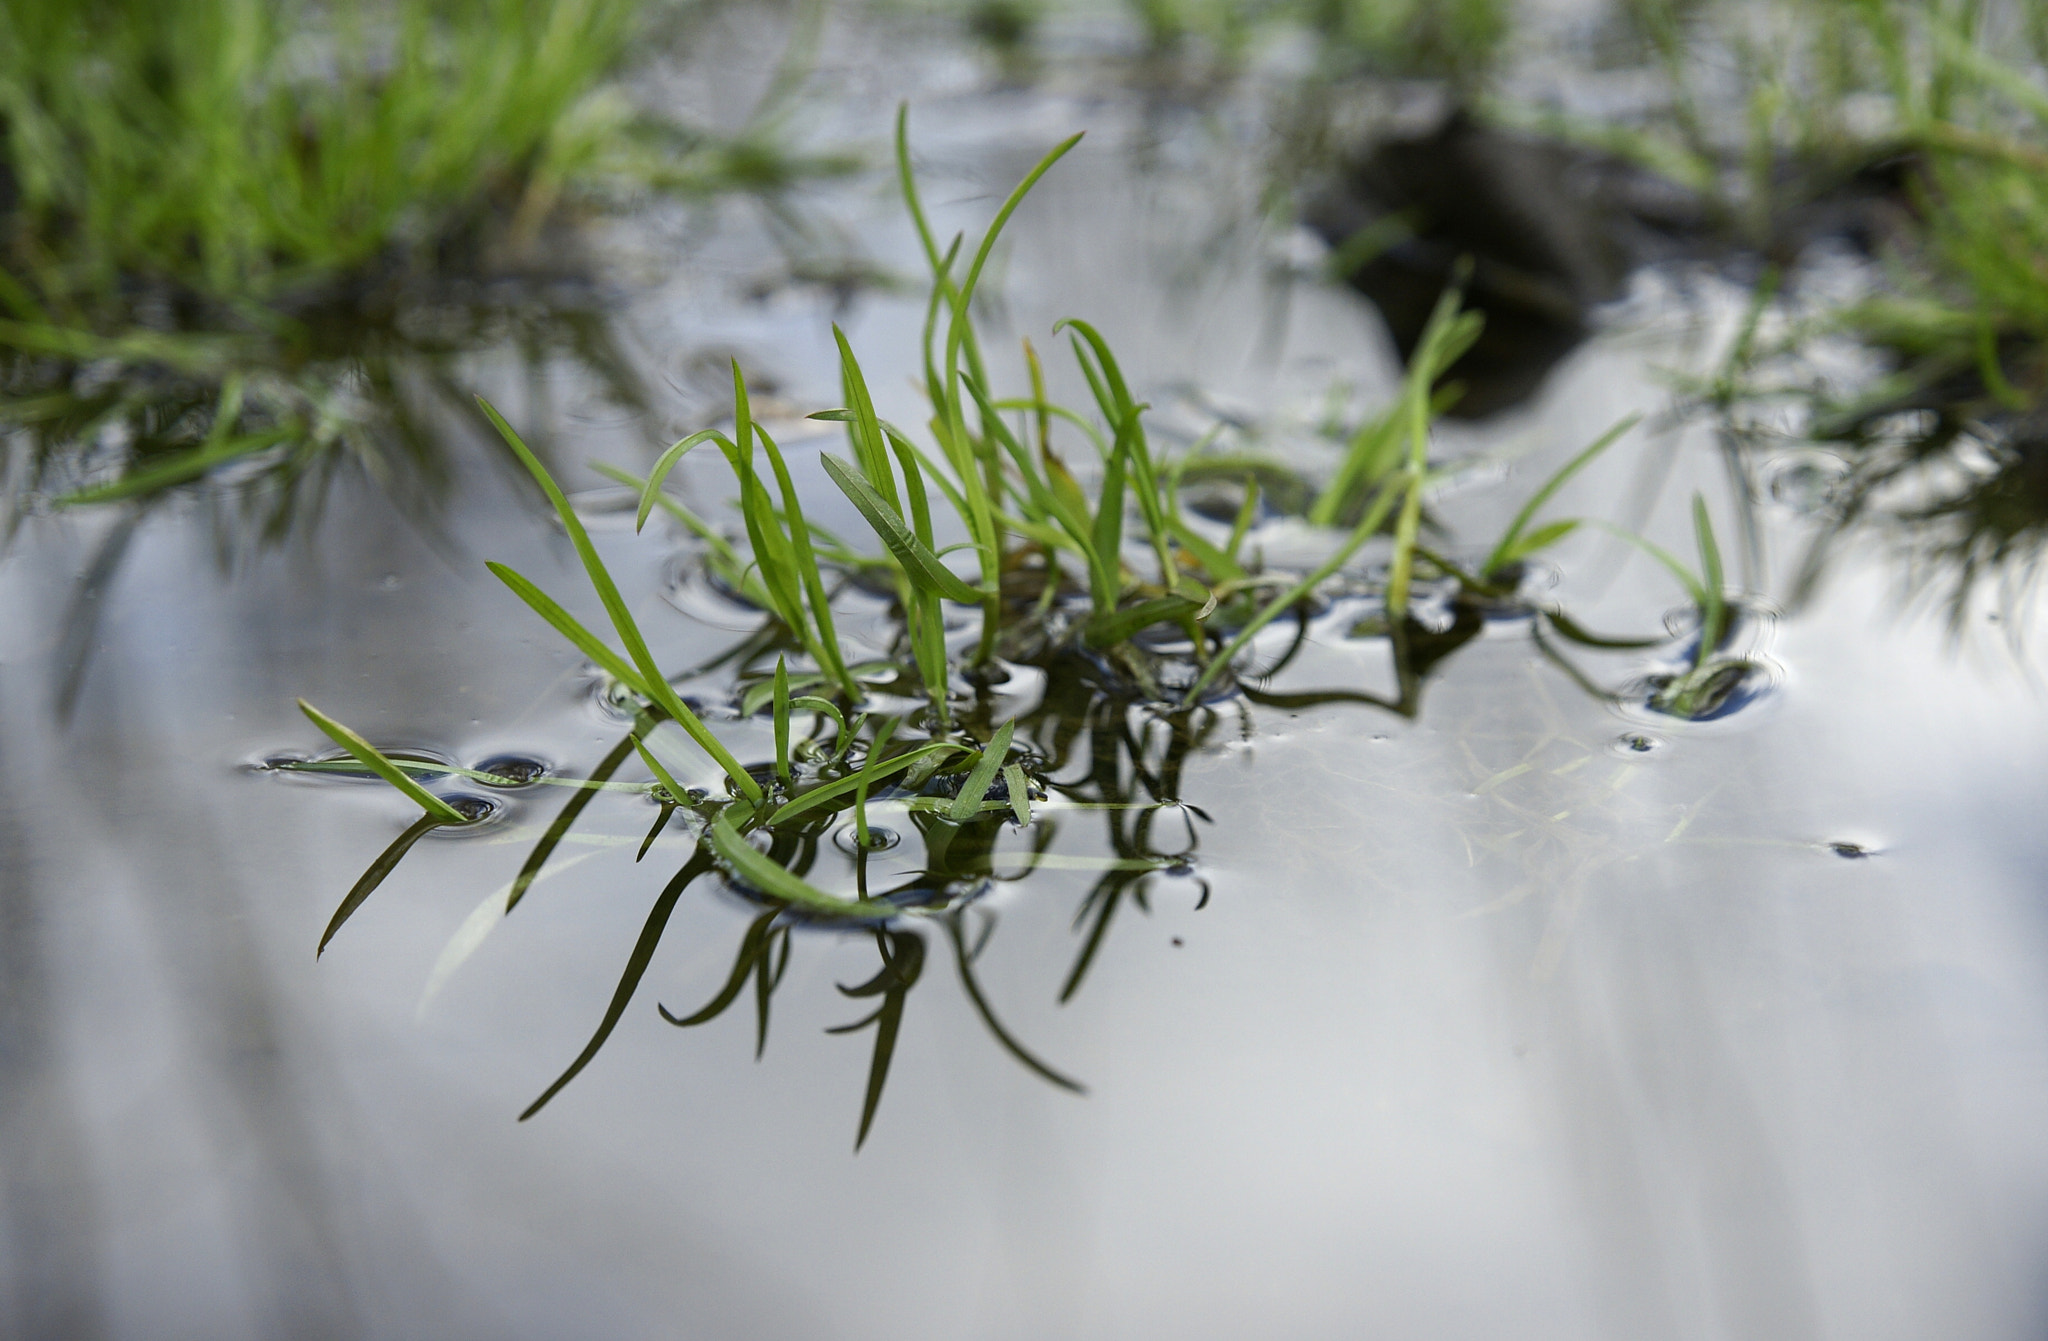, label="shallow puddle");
[4,13,2048,1341]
